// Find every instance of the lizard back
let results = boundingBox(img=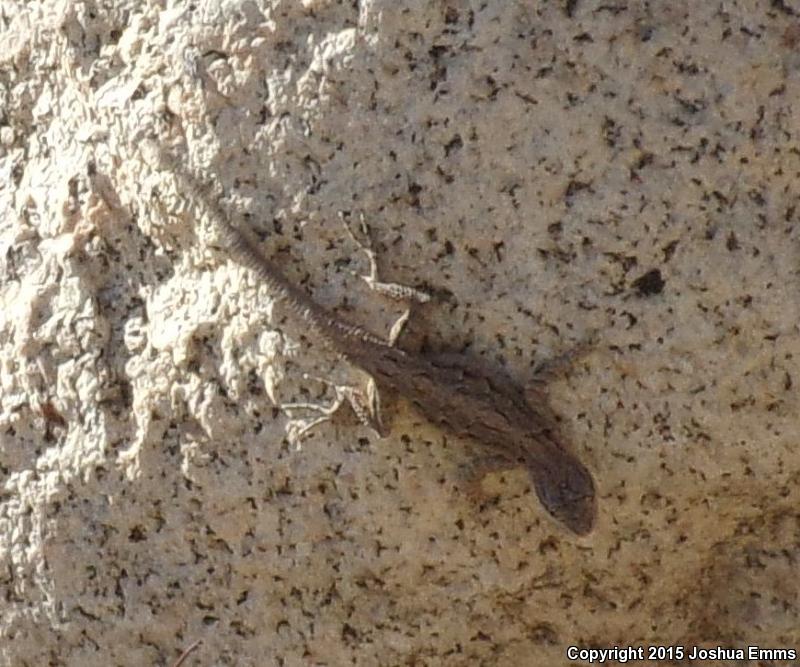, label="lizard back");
[342,340,597,535]
[212,201,596,534]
